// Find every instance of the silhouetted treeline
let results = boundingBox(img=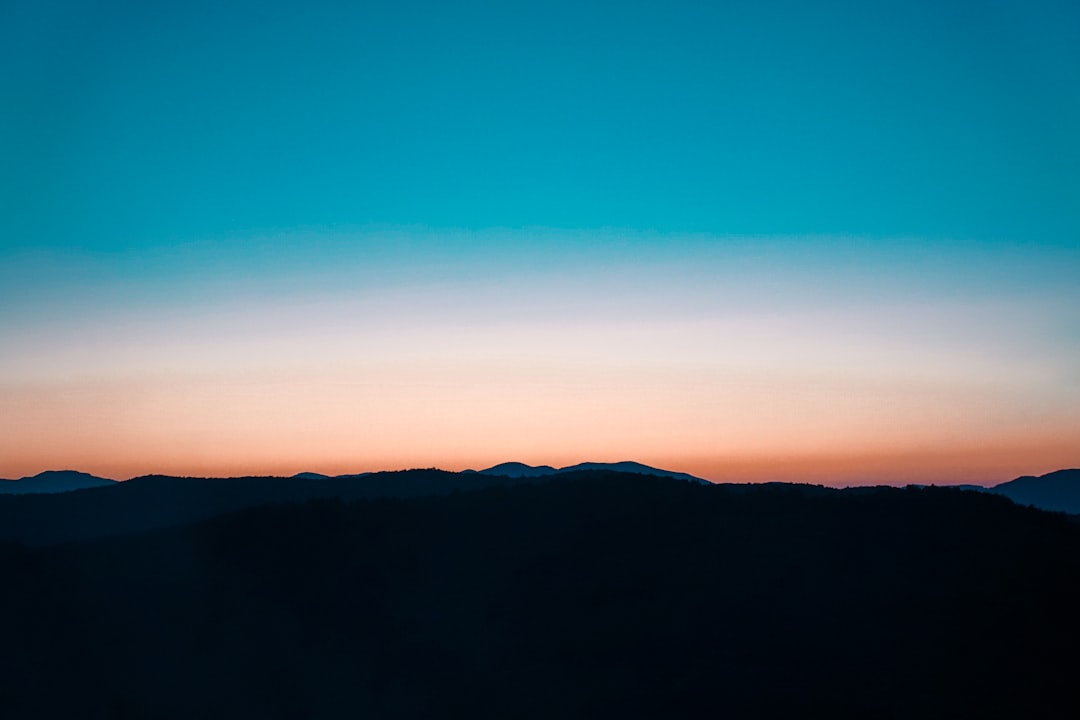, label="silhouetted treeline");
[2,471,1078,719]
